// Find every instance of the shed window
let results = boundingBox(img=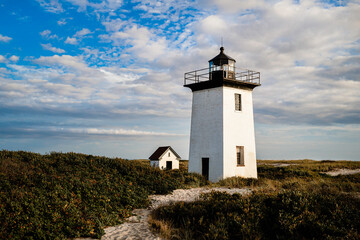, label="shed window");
[235,94,241,111]
[236,146,244,166]
[168,152,170,157]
